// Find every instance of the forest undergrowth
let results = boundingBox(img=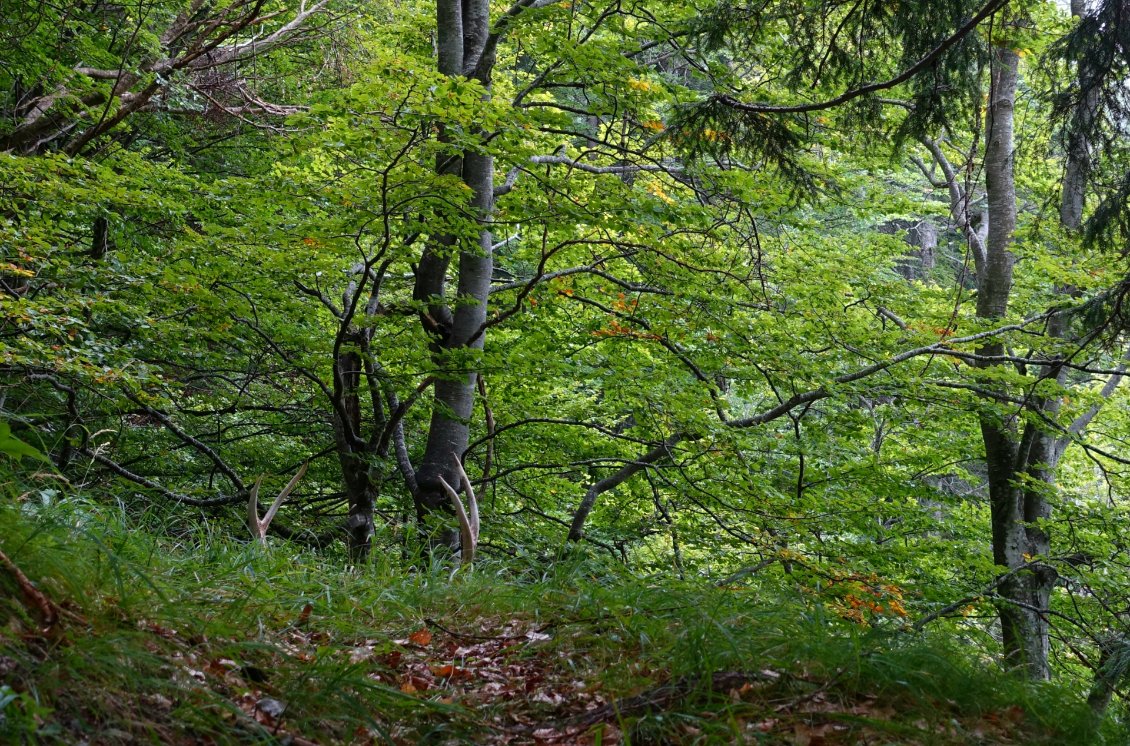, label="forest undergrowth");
[0,497,1118,745]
